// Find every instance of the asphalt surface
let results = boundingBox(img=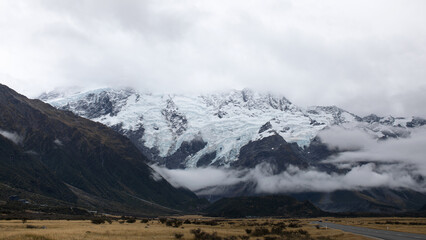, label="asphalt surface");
[312,221,426,240]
